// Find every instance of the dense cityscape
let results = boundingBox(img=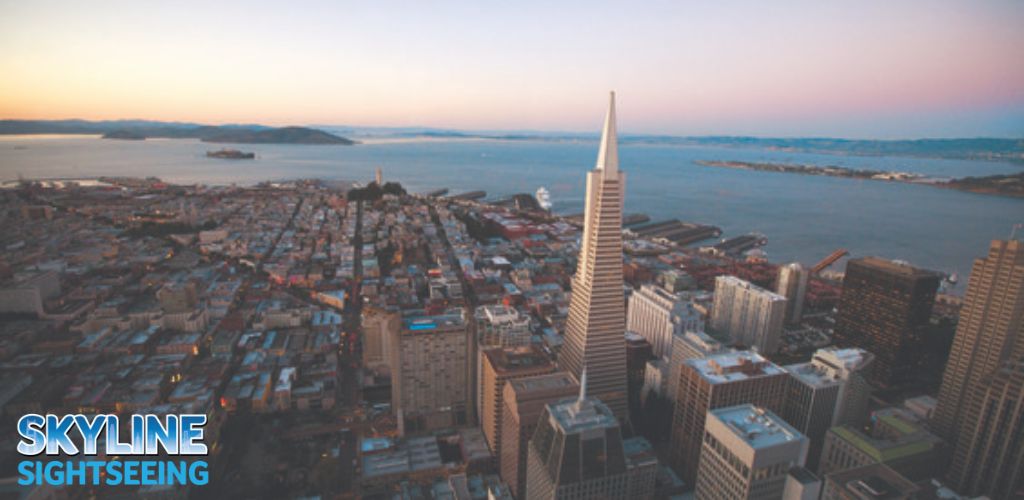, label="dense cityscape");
[0,93,1020,499]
